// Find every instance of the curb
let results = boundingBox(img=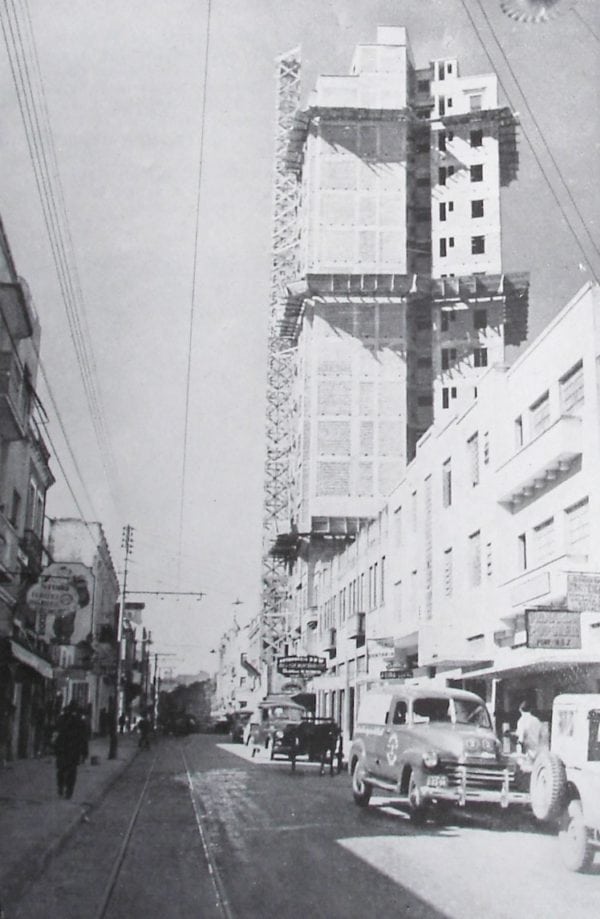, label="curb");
[1,745,140,913]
